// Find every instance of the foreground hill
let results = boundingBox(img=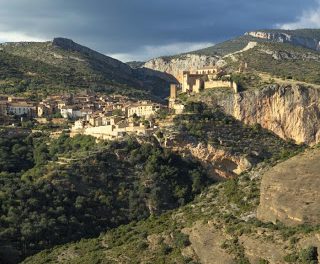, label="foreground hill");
[0,132,209,263]
[0,38,175,99]
[23,146,320,264]
[0,102,304,263]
